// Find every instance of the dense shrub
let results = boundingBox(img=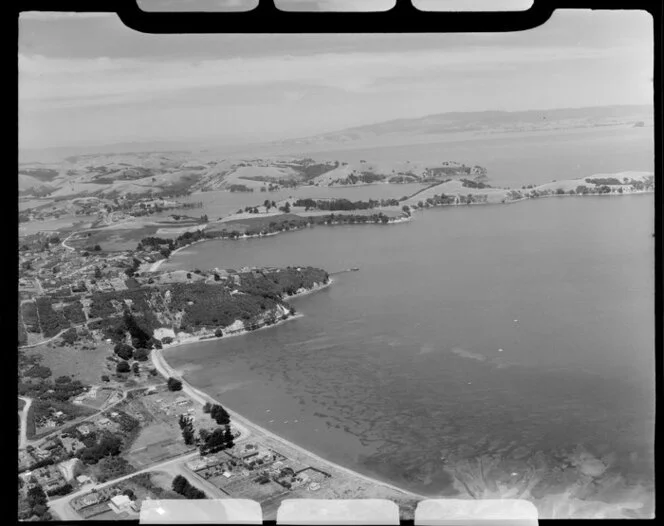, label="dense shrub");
[79,433,123,464]
[114,342,134,360]
[171,475,206,499]
[35,297,70,337]
[46,483,73,497]
[96,456,133,482]
[167,377,183,391]
[62,302,86,324]
[25,365,52,379]
[61,328,78,345]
